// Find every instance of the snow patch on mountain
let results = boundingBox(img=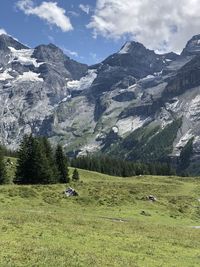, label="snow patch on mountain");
[8,47,44,68]
[15,71,43,82]
[118,42,131,54]
[165,59,172,62]
[0,69,14,81]
[141,75,155,81]
[67,69,97,90]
